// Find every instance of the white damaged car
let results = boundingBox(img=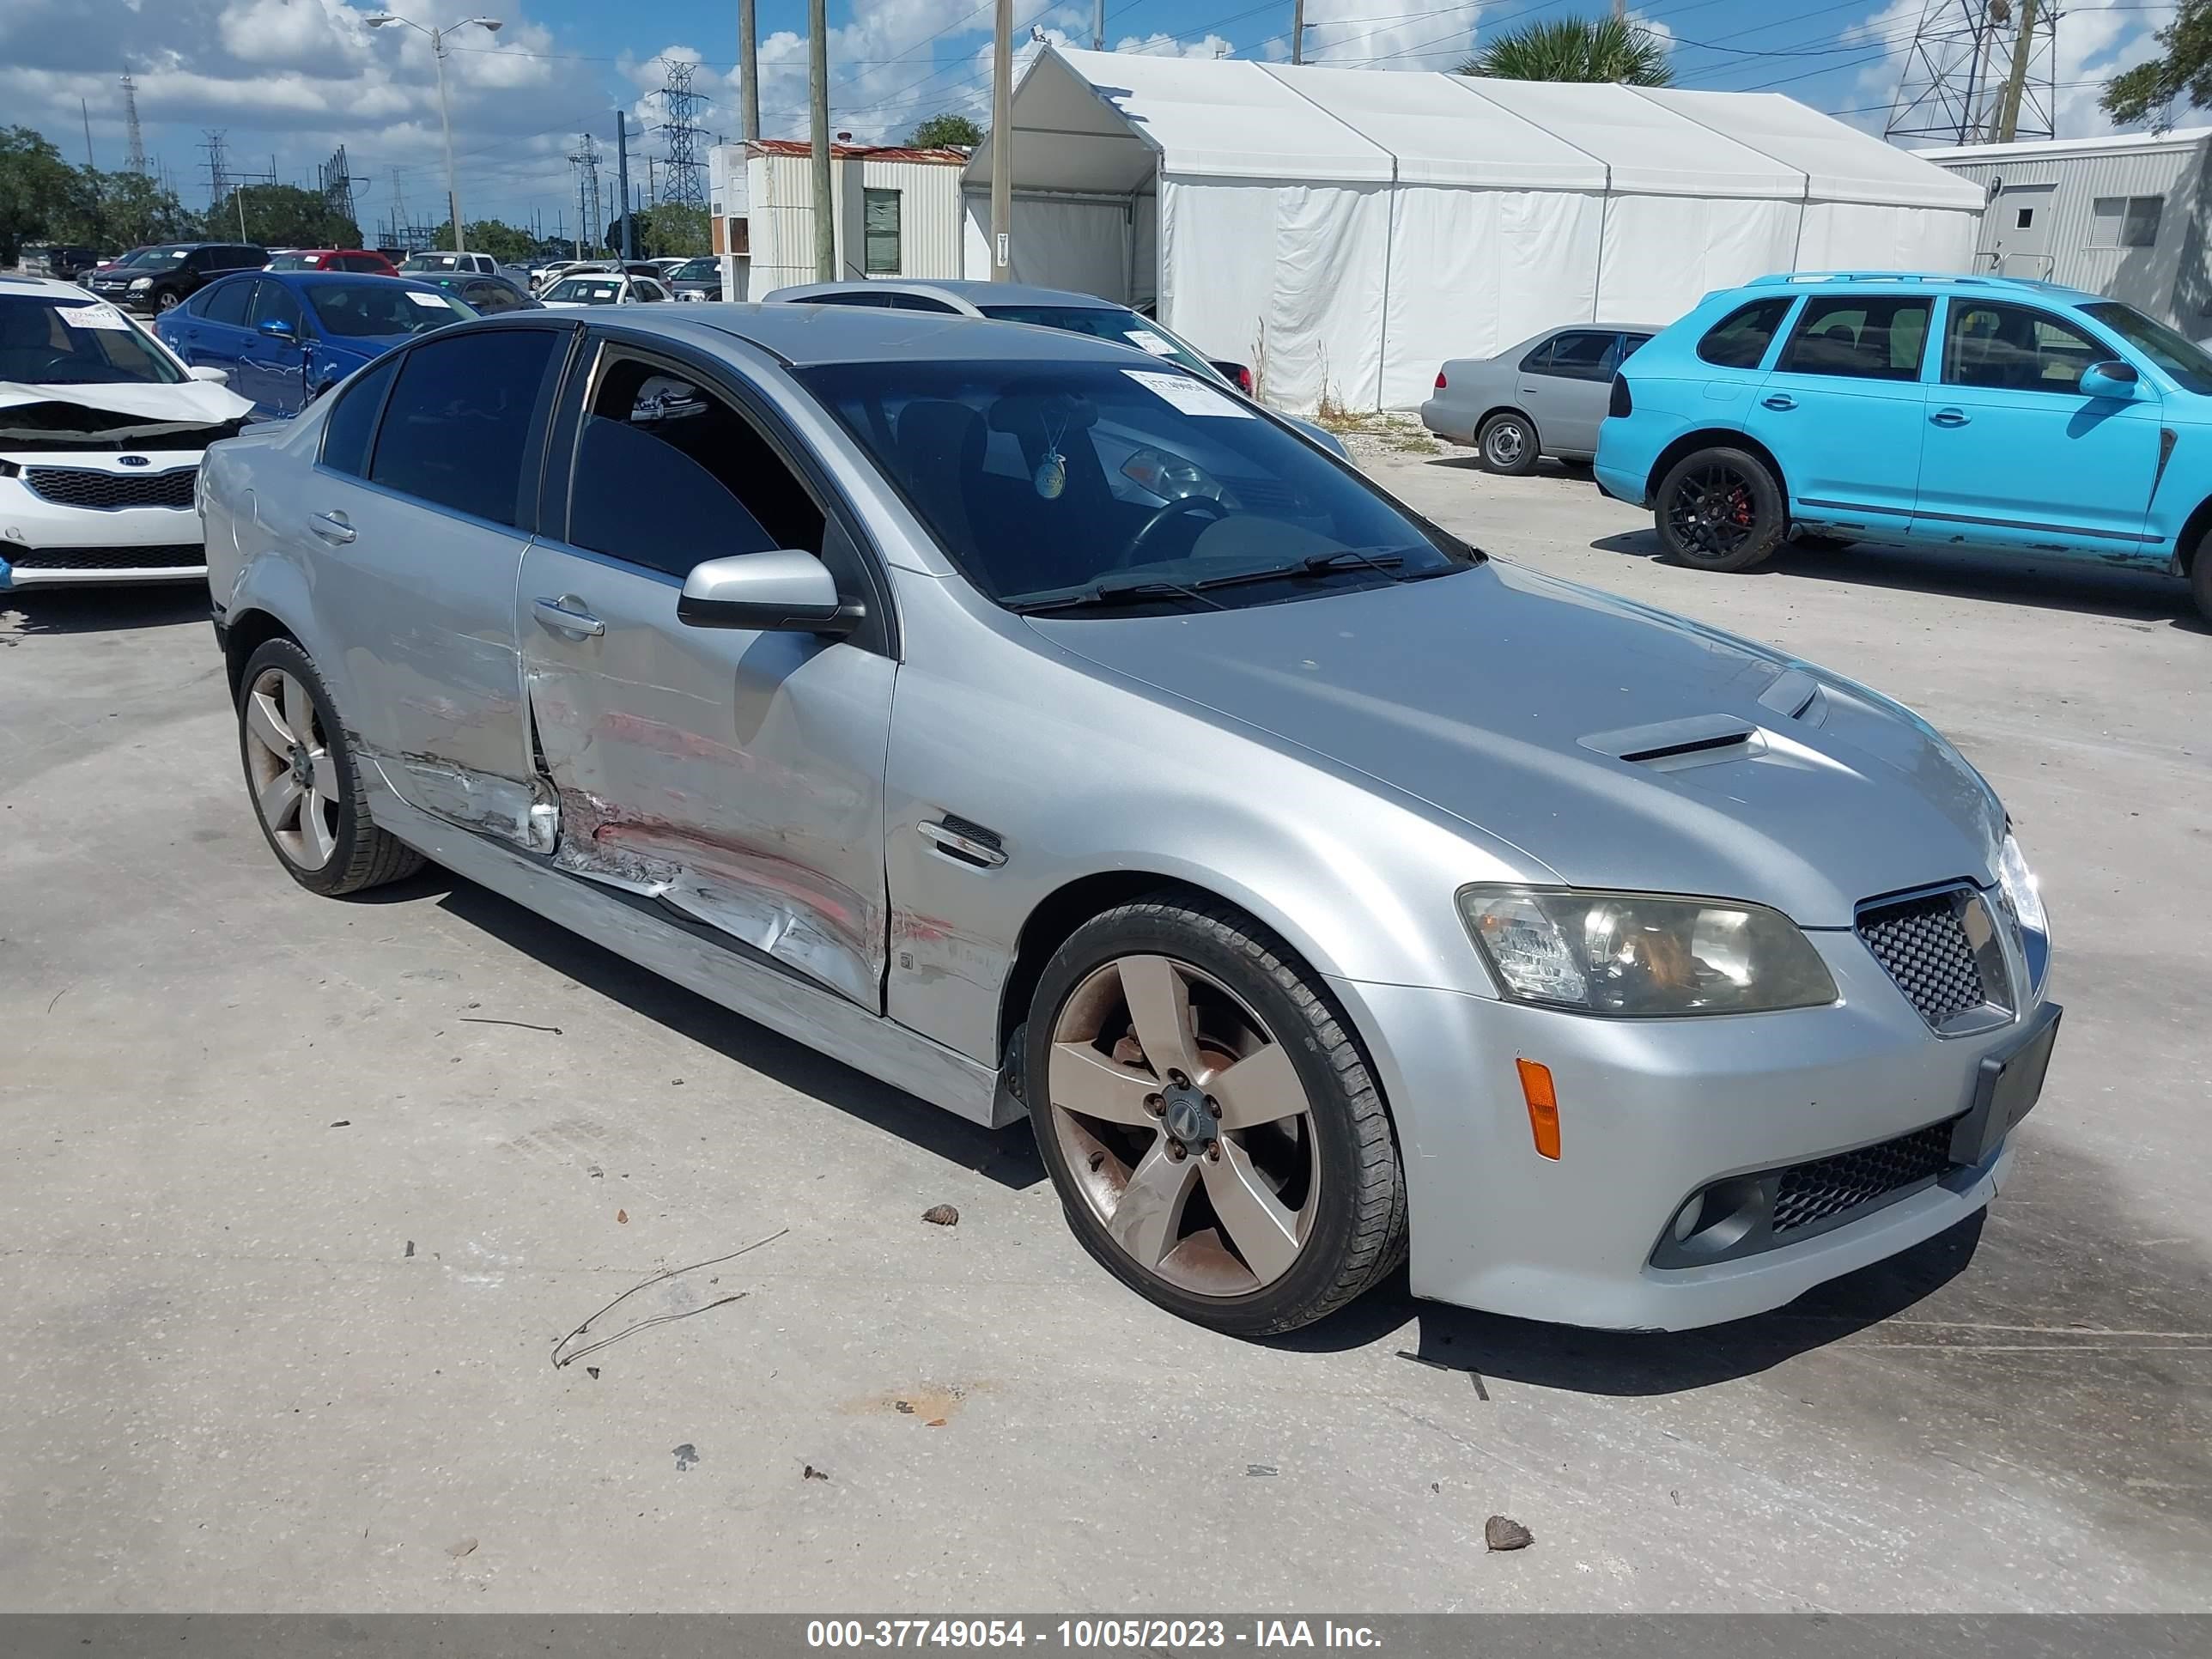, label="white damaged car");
[1,275,253,592]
